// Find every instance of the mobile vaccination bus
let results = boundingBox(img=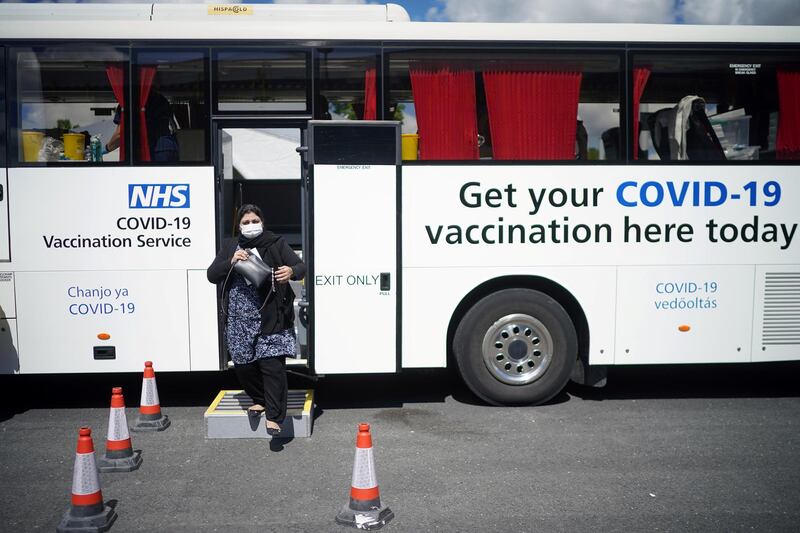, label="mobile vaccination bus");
[0,3,797,405]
